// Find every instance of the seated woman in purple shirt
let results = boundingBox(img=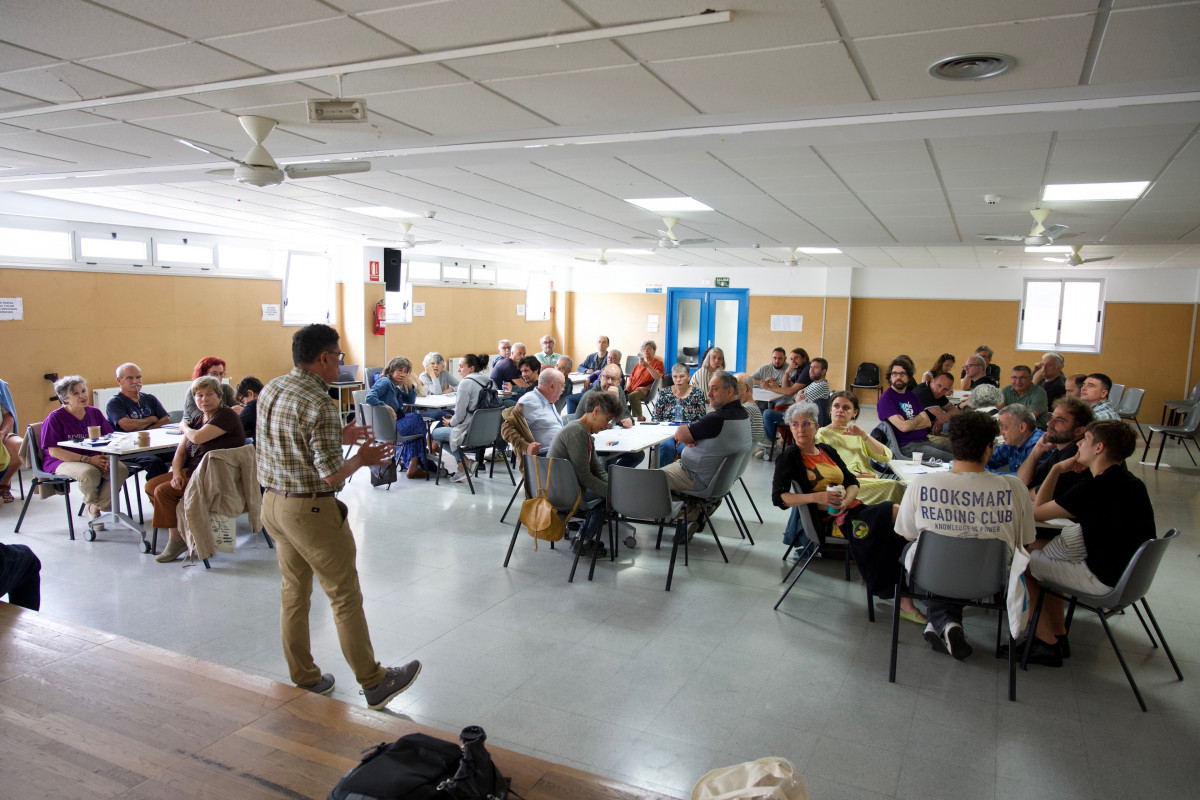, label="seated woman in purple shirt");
[40,375,129,528]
